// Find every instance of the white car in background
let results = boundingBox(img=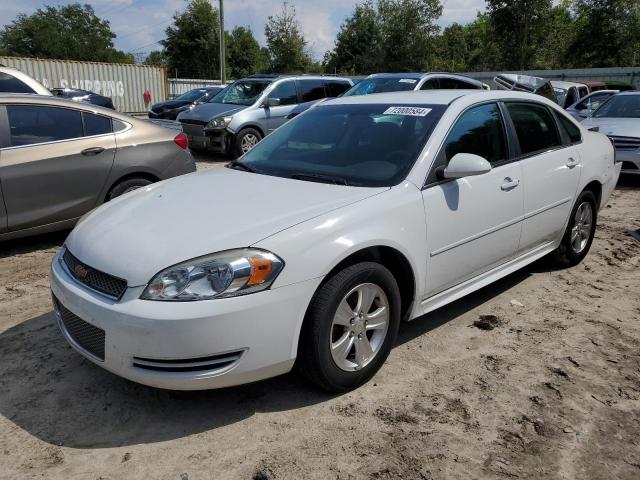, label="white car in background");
[0,66,51,95]
[582,91,640,175]
[51,90,620,392]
